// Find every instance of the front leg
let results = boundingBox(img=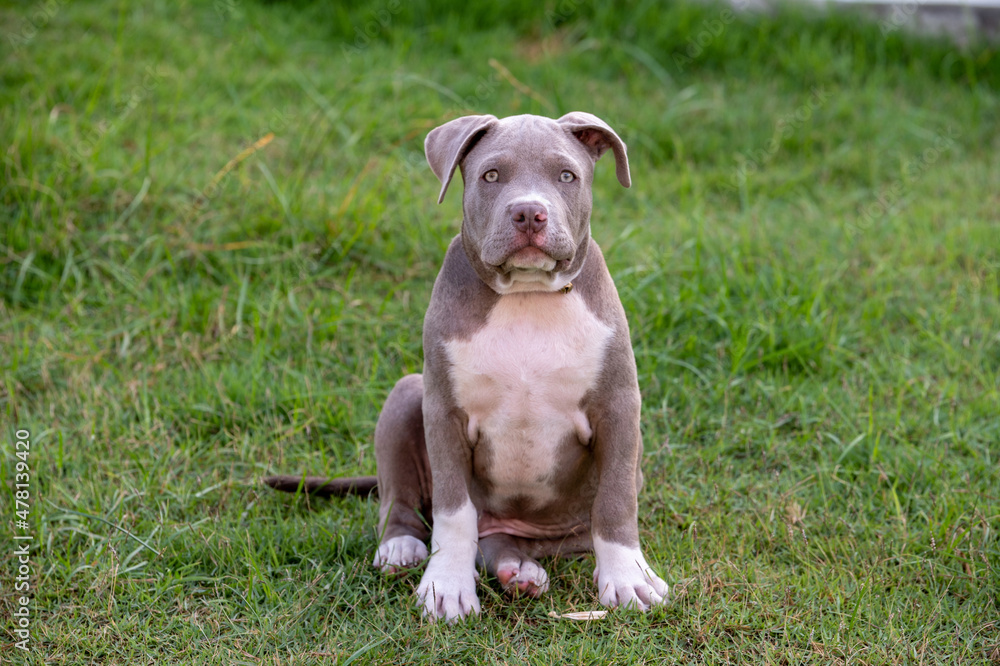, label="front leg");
[416,498,480,621]
[414,391,480,622]
[589,383,669,610]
